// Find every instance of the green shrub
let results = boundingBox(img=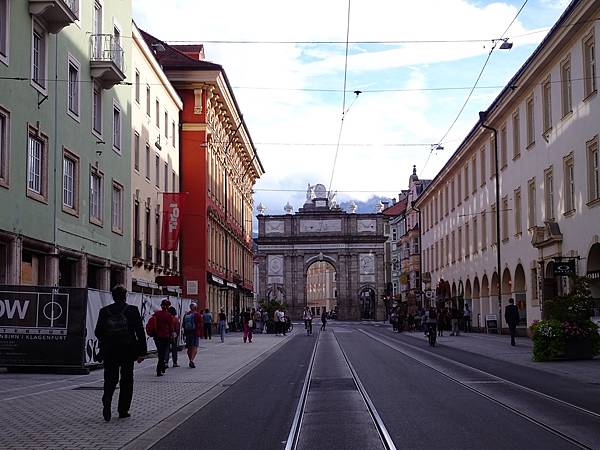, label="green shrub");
[531,319,565,361]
